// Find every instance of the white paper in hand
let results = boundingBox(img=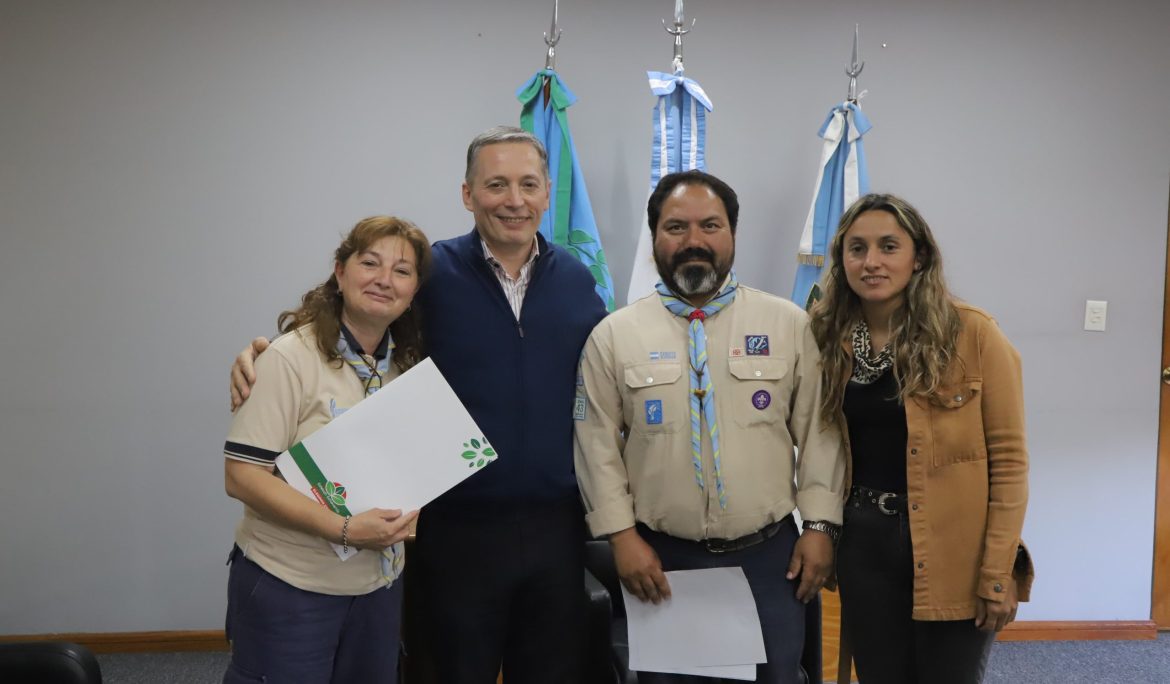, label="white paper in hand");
[275,358,496,559]
[622,566,765,680]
